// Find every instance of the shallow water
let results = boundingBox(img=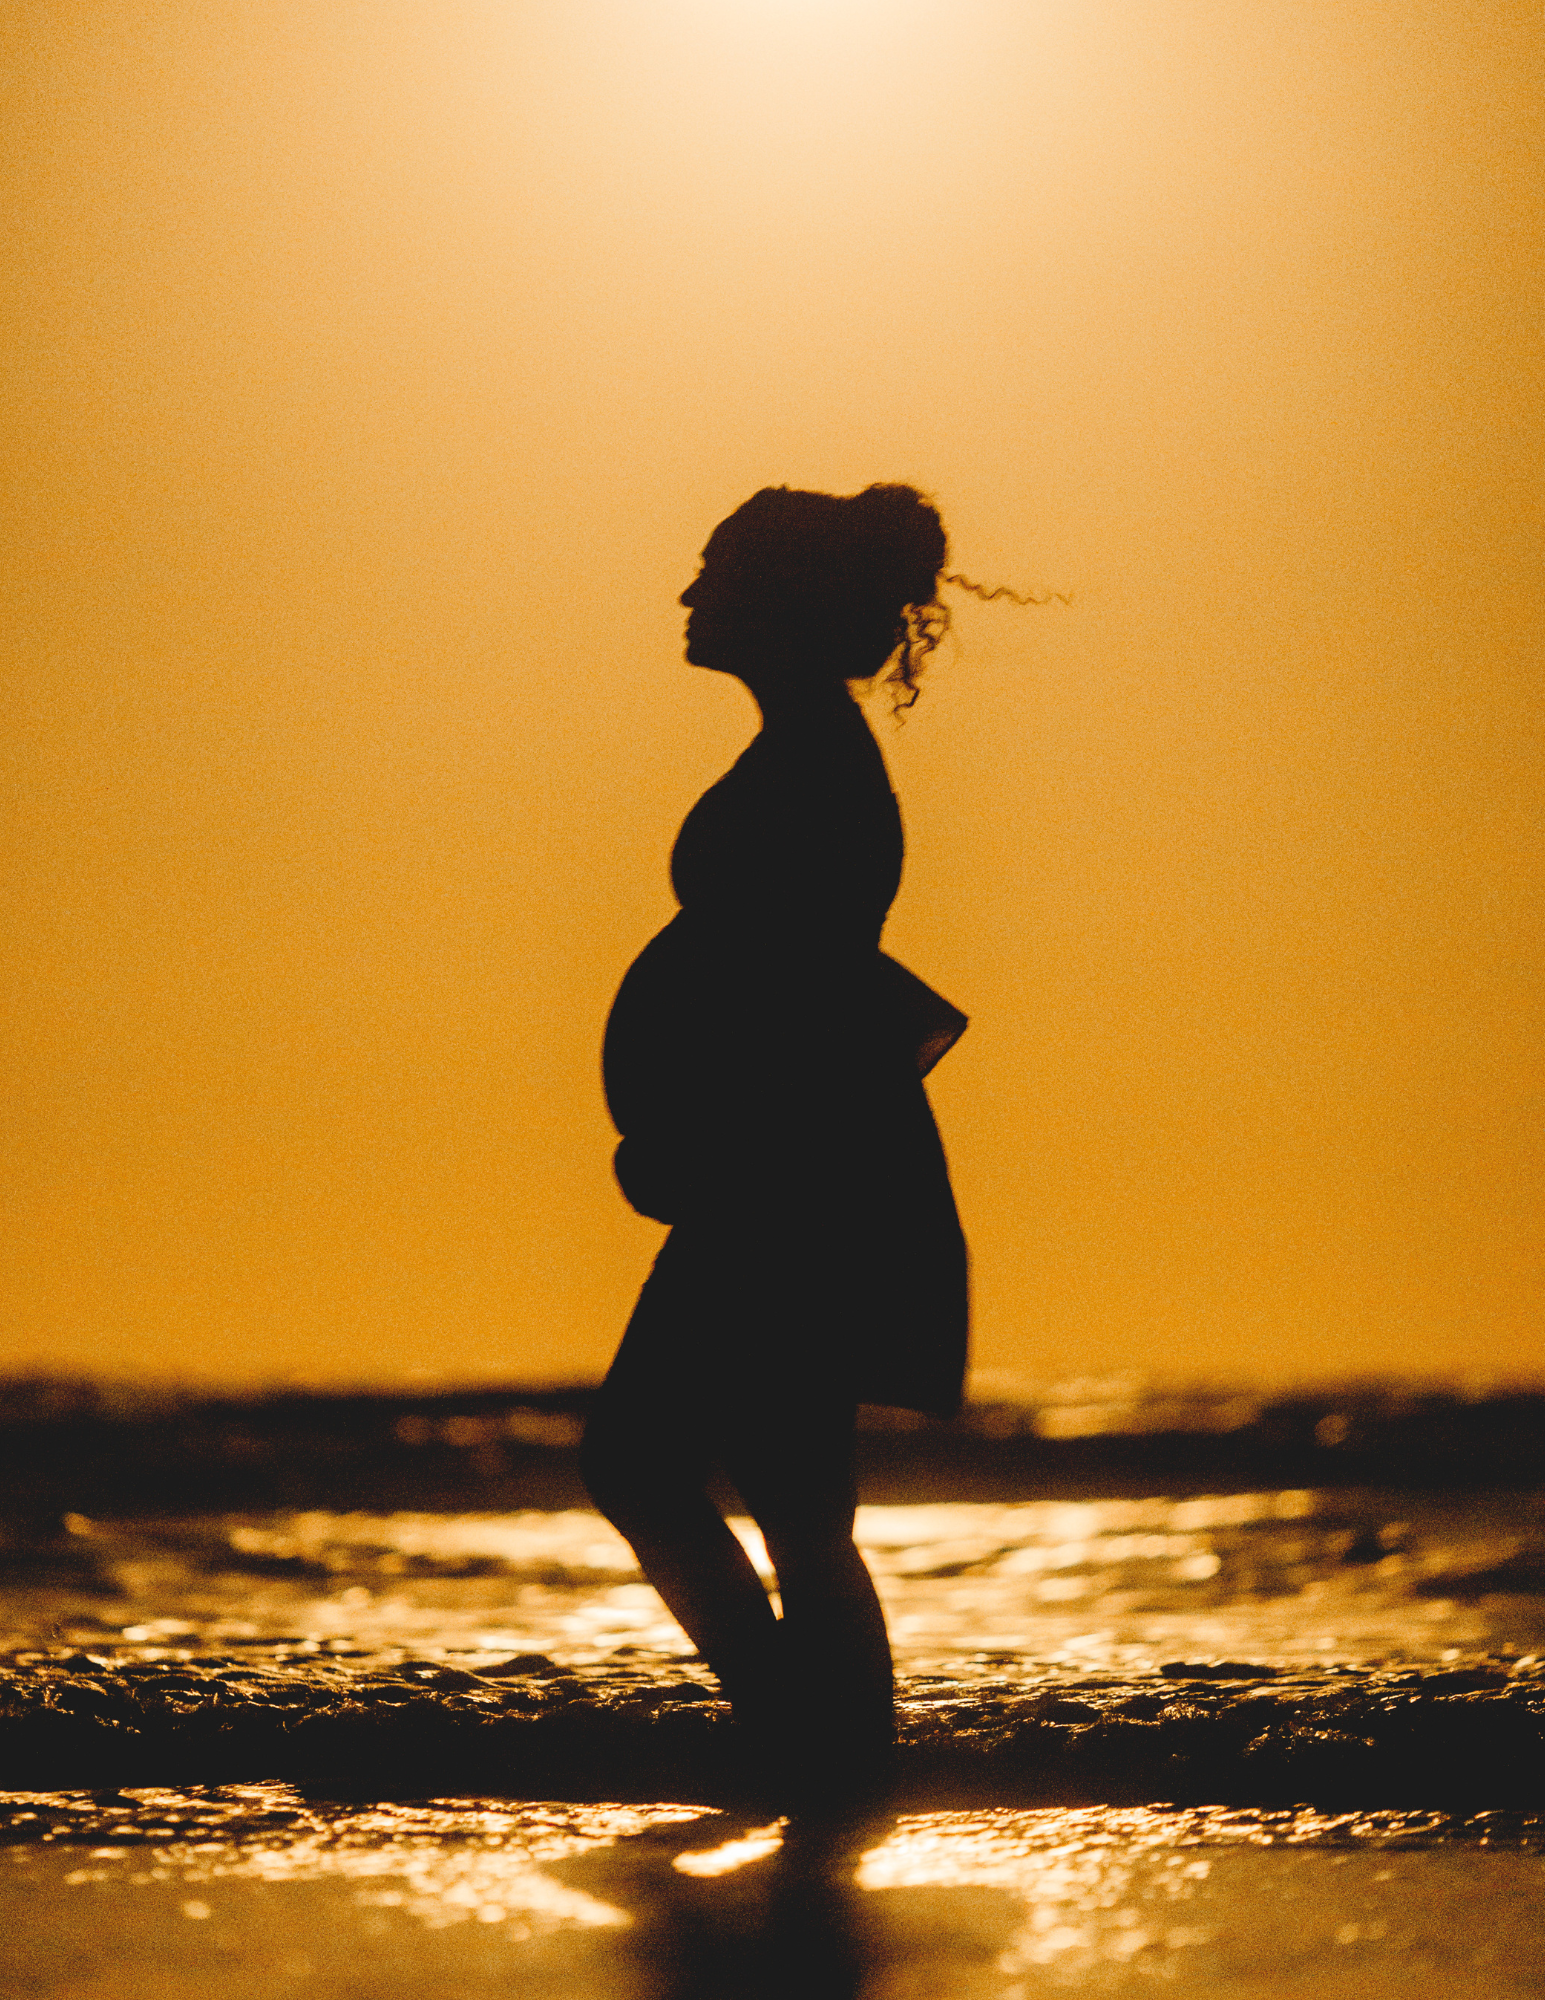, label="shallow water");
[7,1486,1543,1671]
[2,1487,1542,1807]
[4,1487,1543,1993]
[2,1790,1541,1998]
